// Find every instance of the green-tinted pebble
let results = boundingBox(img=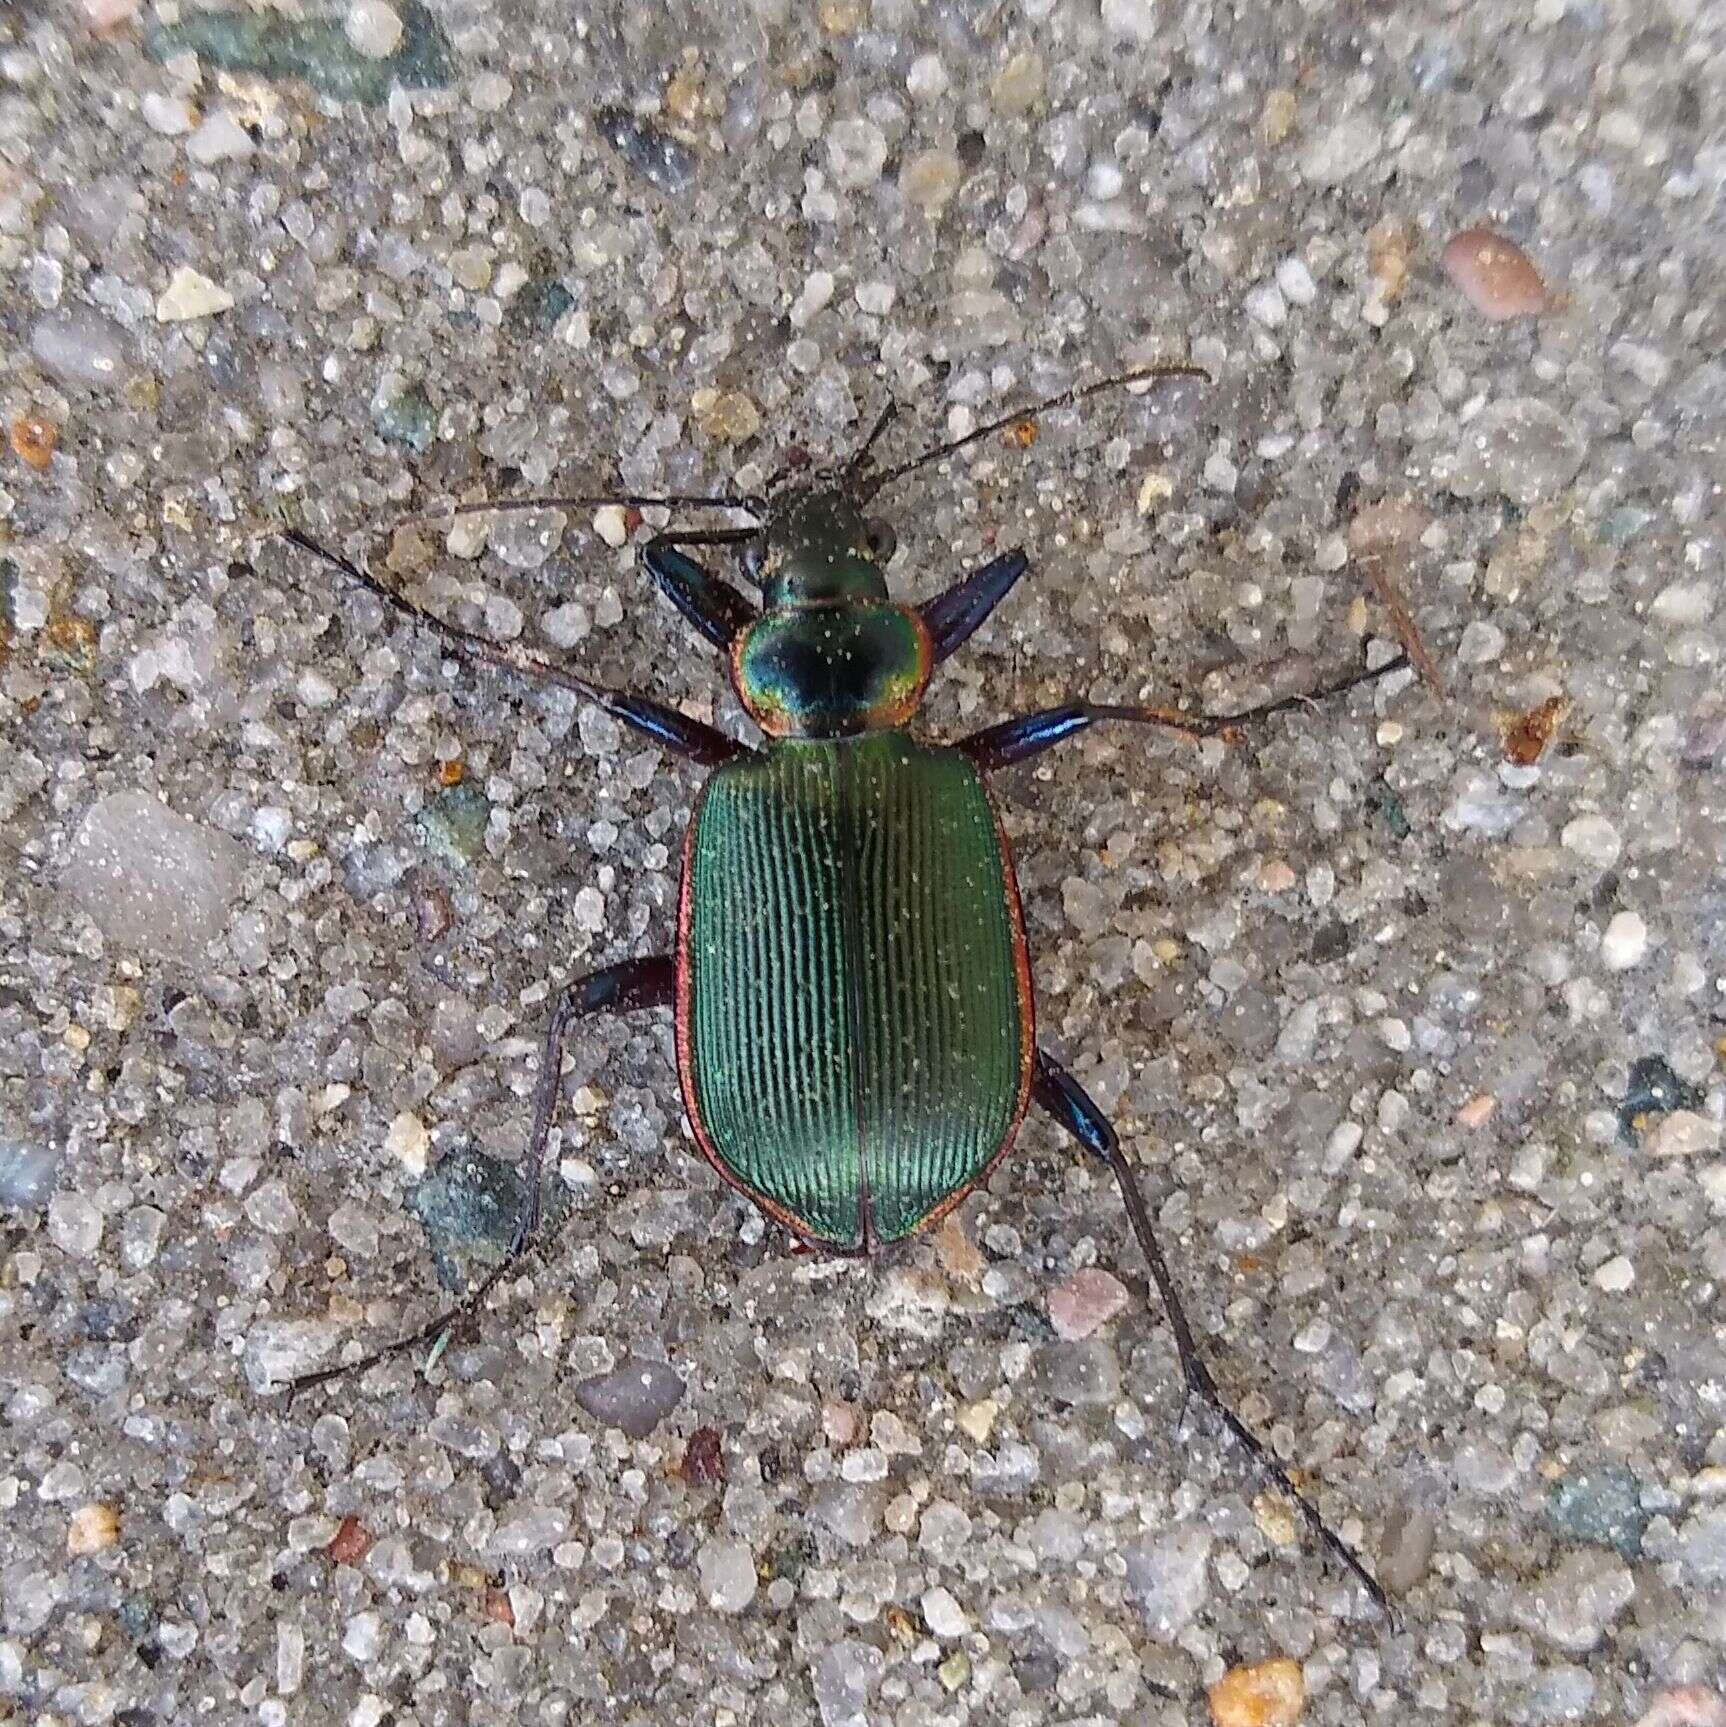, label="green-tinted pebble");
[1545,1464,1650,1557]
[416,783,490,867]
[371,380,437,452]
[143,0,452,105]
